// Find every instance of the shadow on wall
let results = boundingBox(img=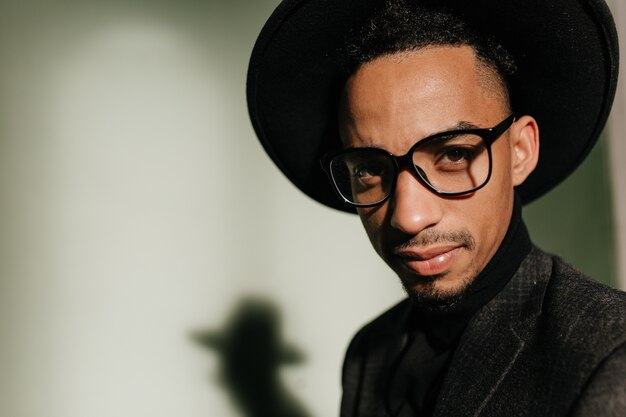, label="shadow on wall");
[194,298,310,417]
